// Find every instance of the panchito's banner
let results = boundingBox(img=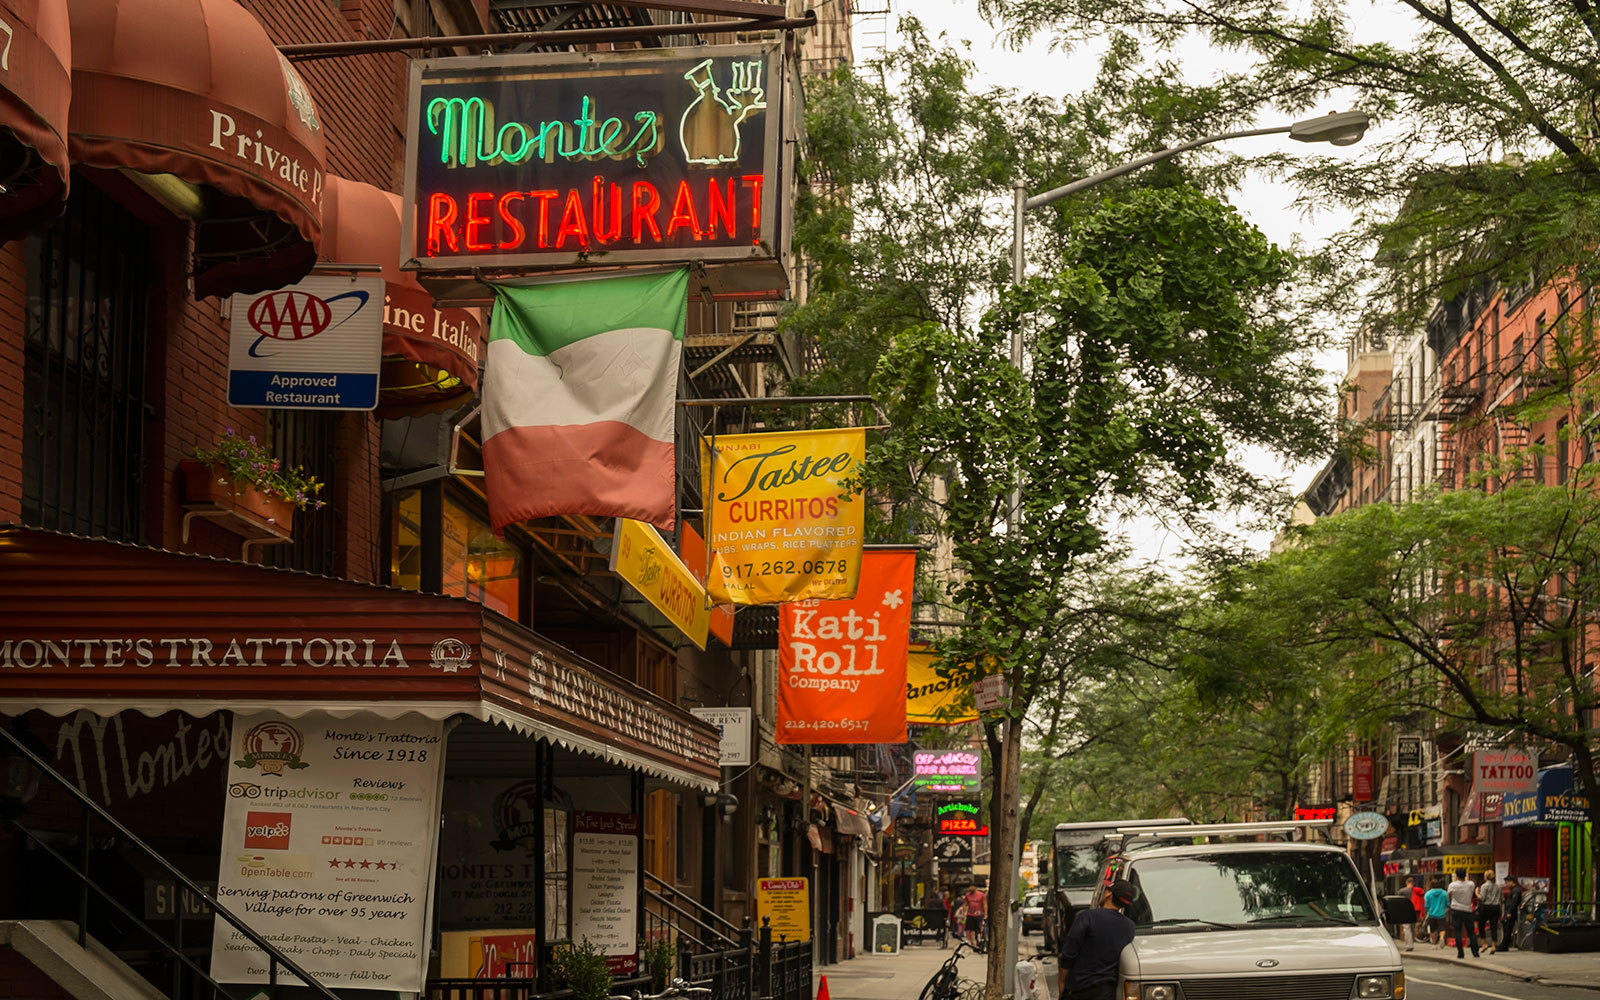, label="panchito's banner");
[906,645,978,725]
[701,427,865,605]
[211,712,446,992]
[777,549,914,744]
[610,517,711,650]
